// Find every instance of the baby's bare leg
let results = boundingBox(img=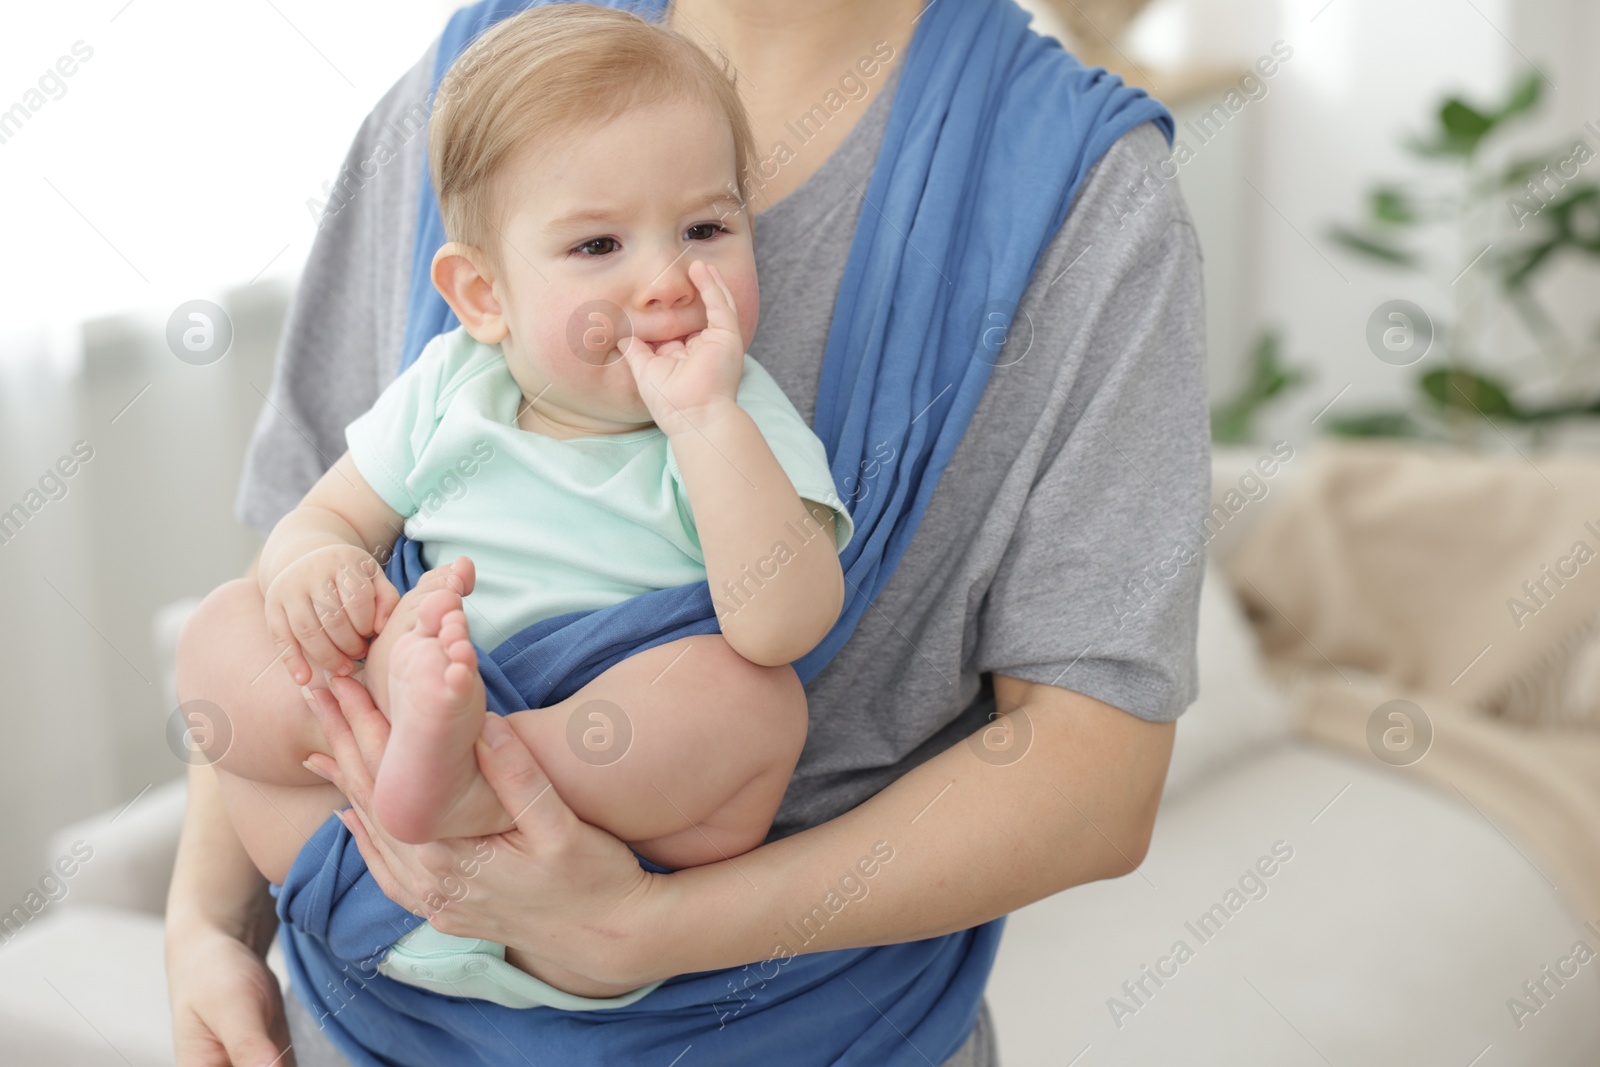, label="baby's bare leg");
[176,577,348,884]
[371,588,810,867]
[497,631,809,871]
[182,571,808,885]
[490,636,808,1000]
[177,562,476,883]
